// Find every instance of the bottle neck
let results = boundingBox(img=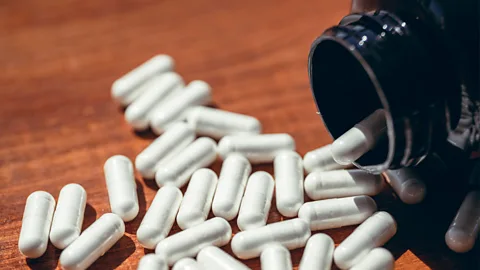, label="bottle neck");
[308,10,461,173]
